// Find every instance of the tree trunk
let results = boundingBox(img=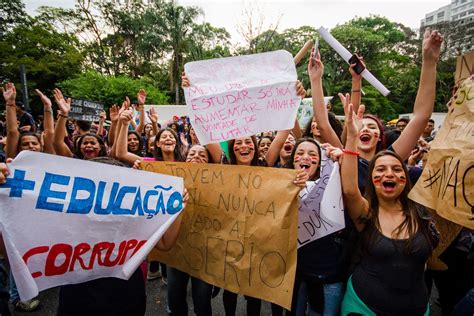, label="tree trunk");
[175,82,180,105]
